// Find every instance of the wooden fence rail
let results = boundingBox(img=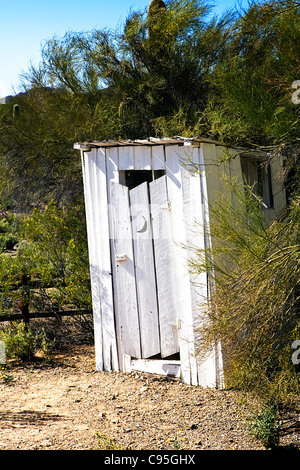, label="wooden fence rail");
[0,272,92,326]
[0,310,92,323]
